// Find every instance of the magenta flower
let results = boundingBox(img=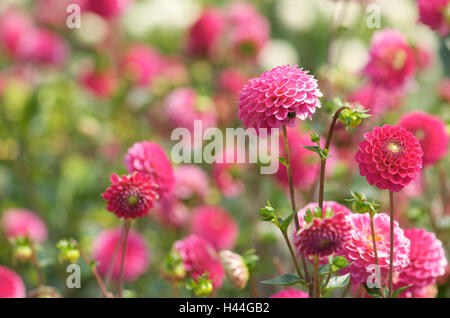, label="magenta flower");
[124,141,175,198]
[339,213,411,284]
[174,235,225,289]
[417,0,450,36]
[355,125,423,192]
[102,173,159,219]
[399,111,448,166]
[270,288,308,298]
[191,205,239,250]
[0,8,33,58]
[1,209,48,243]
[121,45,163,86]
[85,0,133,19]
[363,29,416,89]
[238,65,322,131]
[187,8,225,57]
[0,265,26,298]
[79,67,117,99]
[173,165,209,201]
[92,228,149,282]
